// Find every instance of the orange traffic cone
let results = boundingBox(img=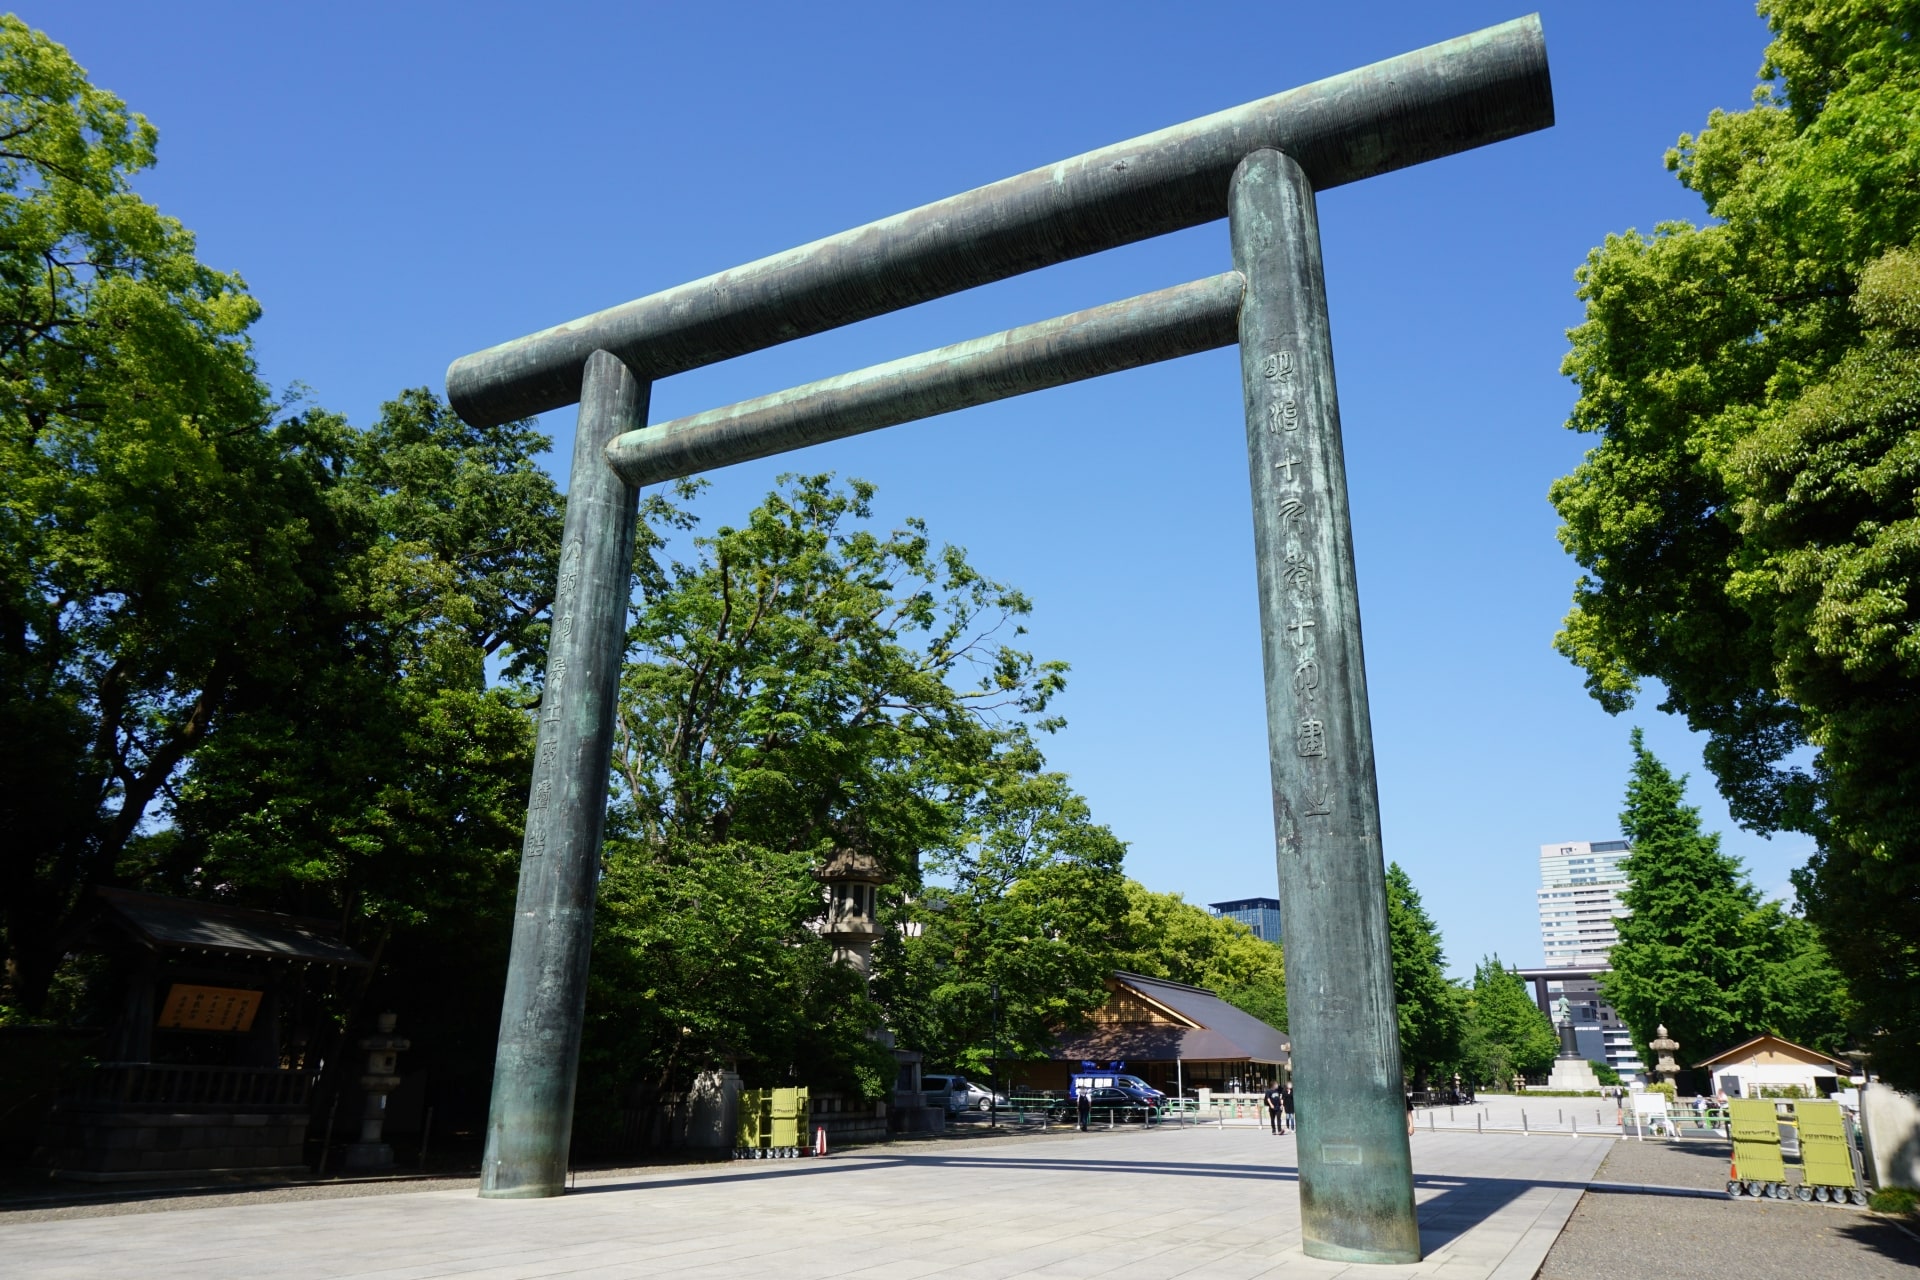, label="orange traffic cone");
[814,1125,828,1157]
